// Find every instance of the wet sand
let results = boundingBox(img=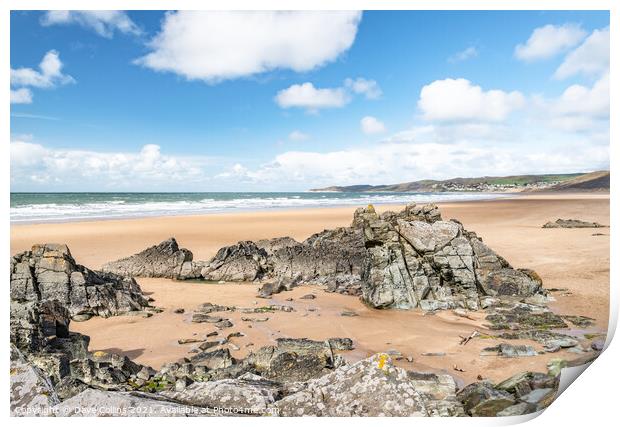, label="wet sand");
[11,193,610,384]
